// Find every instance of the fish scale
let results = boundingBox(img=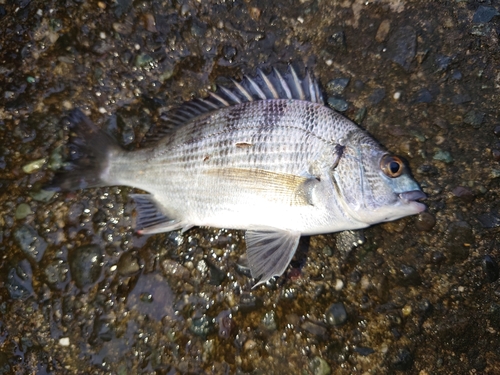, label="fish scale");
[48,66,426,286]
